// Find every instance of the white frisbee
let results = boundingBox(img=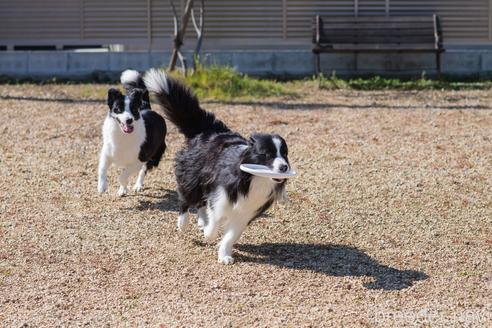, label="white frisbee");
[240,164,297,179]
